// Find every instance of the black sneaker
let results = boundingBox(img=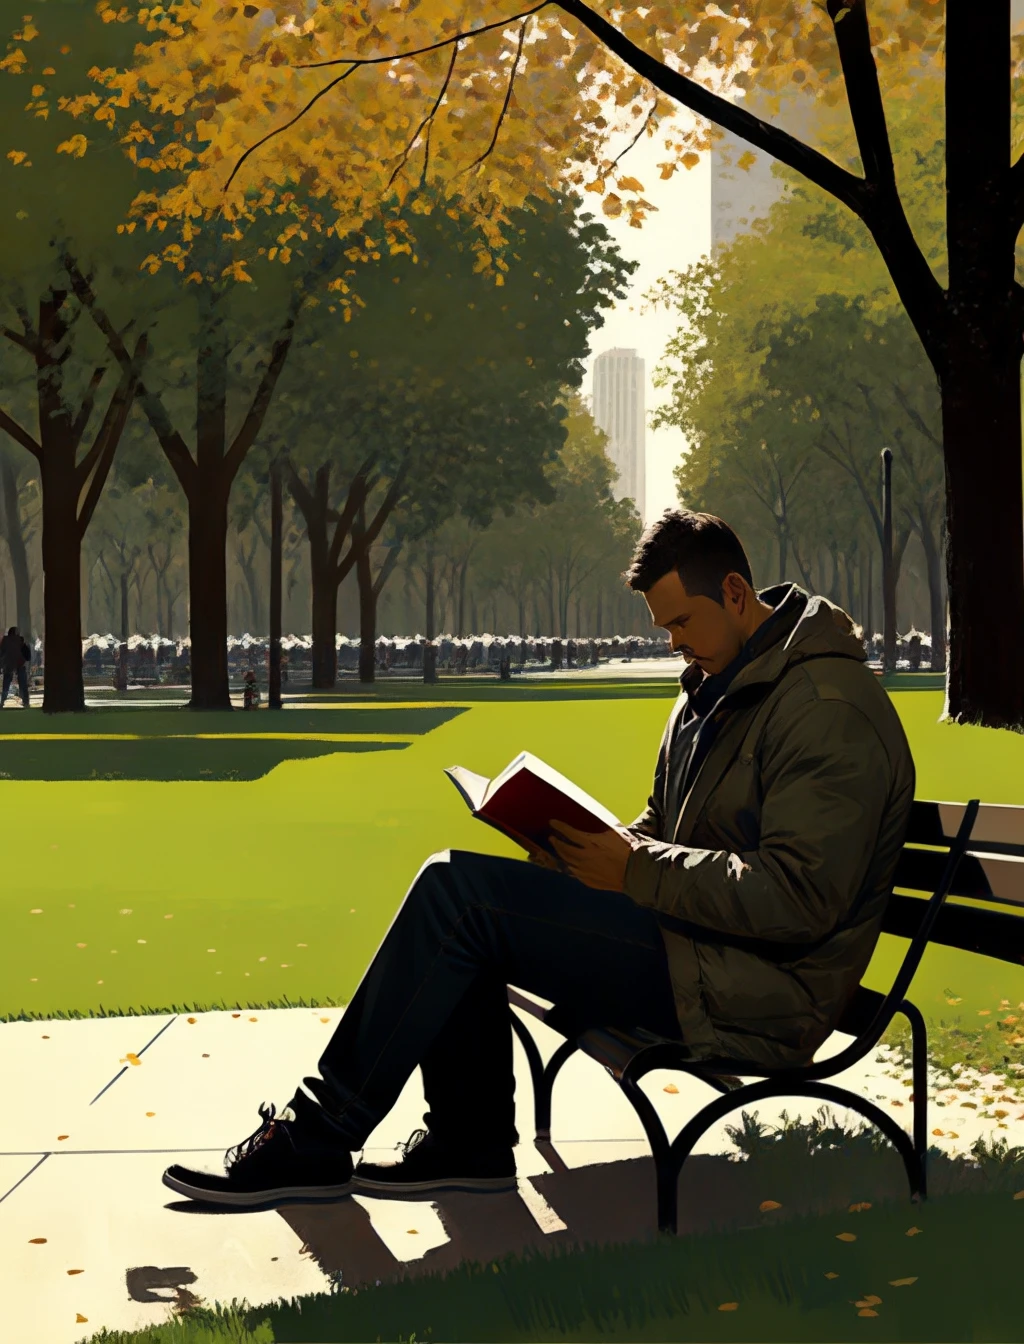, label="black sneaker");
[351,1127,517,1198]
[162,1102,354,1207]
